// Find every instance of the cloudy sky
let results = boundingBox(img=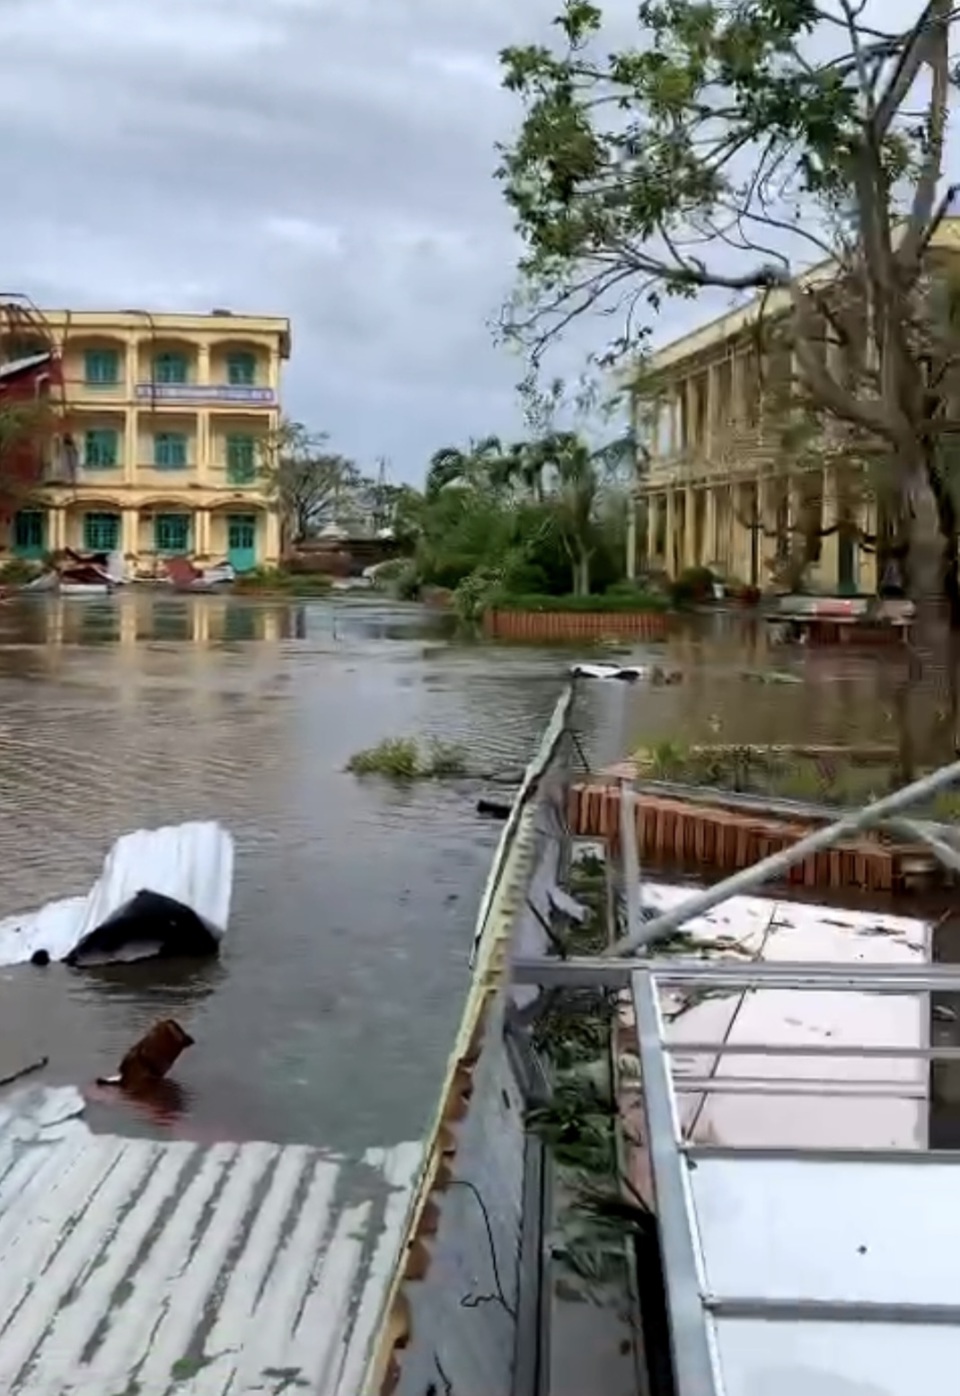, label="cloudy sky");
[0,0,614,483]
[0,0,925,483]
